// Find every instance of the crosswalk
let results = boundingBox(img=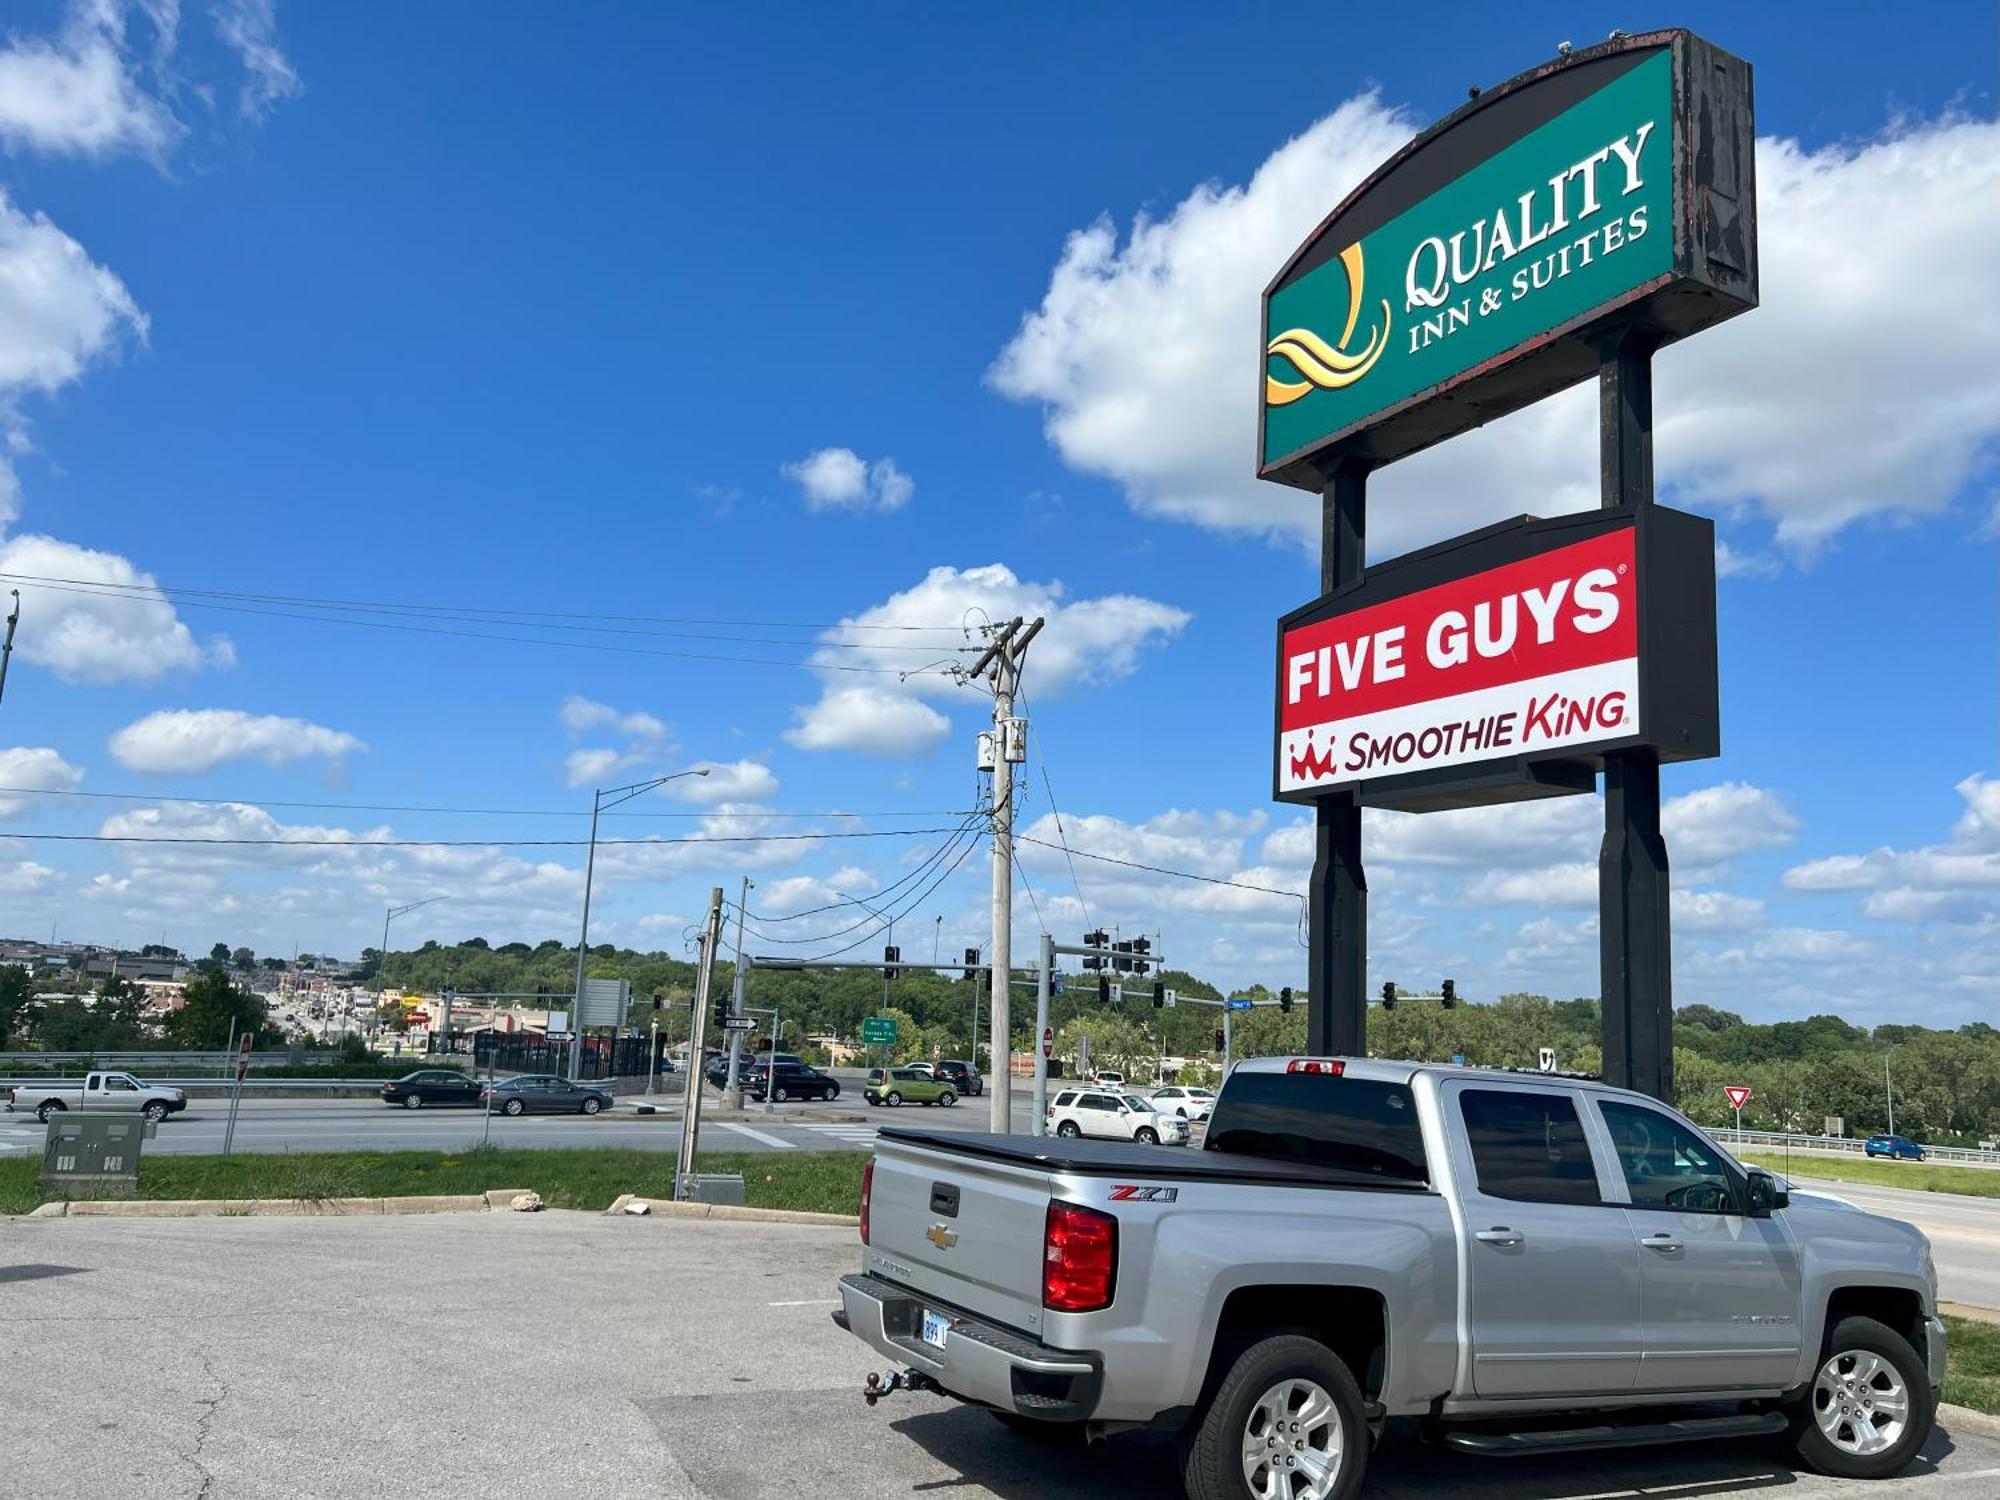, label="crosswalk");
[799,1123,879,1150]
